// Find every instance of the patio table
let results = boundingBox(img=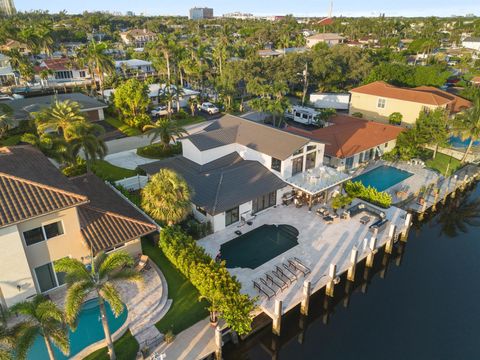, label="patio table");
[360,215,371,224]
